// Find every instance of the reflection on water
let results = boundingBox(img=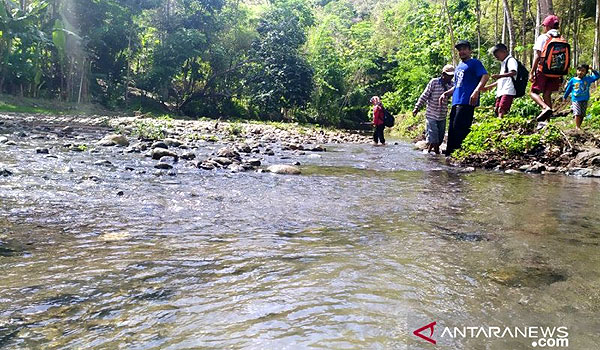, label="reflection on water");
[1,134,600,349]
